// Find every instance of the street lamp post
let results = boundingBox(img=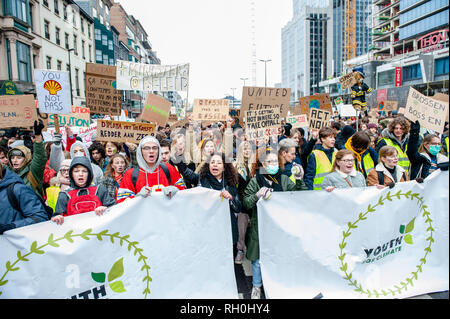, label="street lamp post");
[259,59,271,87]
[231,88,236,107]
[67,48,75,105]
[240,77,248,87]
